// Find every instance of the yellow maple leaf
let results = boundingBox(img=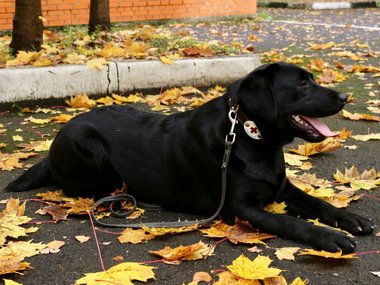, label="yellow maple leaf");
[65,198,95,215]
[227,254,283,280]
[284,153,309,166]
[50,114,74,124]
[65,94,96,109]
[316,69,347,84]
[351,133,380,141]
[0,240,45,259]
[121,93,143,103]
[149,241,212,264]
[97,43,125,58]
[12,135,23,142]
[6,50,43,66]
[3,279,24,285]
[86,58,108,70]
[117,228,155,244]
[0,152,37,171]
[274,247,300,261]
[298,249,357,259]
[75,262,155,285]
[97,96,115,106]
[26,116,50,124]
[159,56,174,64]
[308,41,335,50]
[334,166,380,190]
[307,219,352,236]
[264,202,287,214]
[36,190,75,203]
[63,53,86,64]
[142,224,198,236]
[342,110,380,122]
[17,139,53,152]
[288,137,341,157]
[290,277,309,285]
[0,214,33,246]
[33,57,53,67]
[0,198,26,218]
[200,220,274,244]
[0,254,31,275]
